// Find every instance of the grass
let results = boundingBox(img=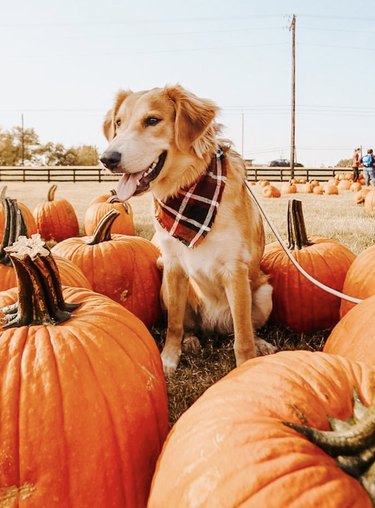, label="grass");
[3,180,375,425]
